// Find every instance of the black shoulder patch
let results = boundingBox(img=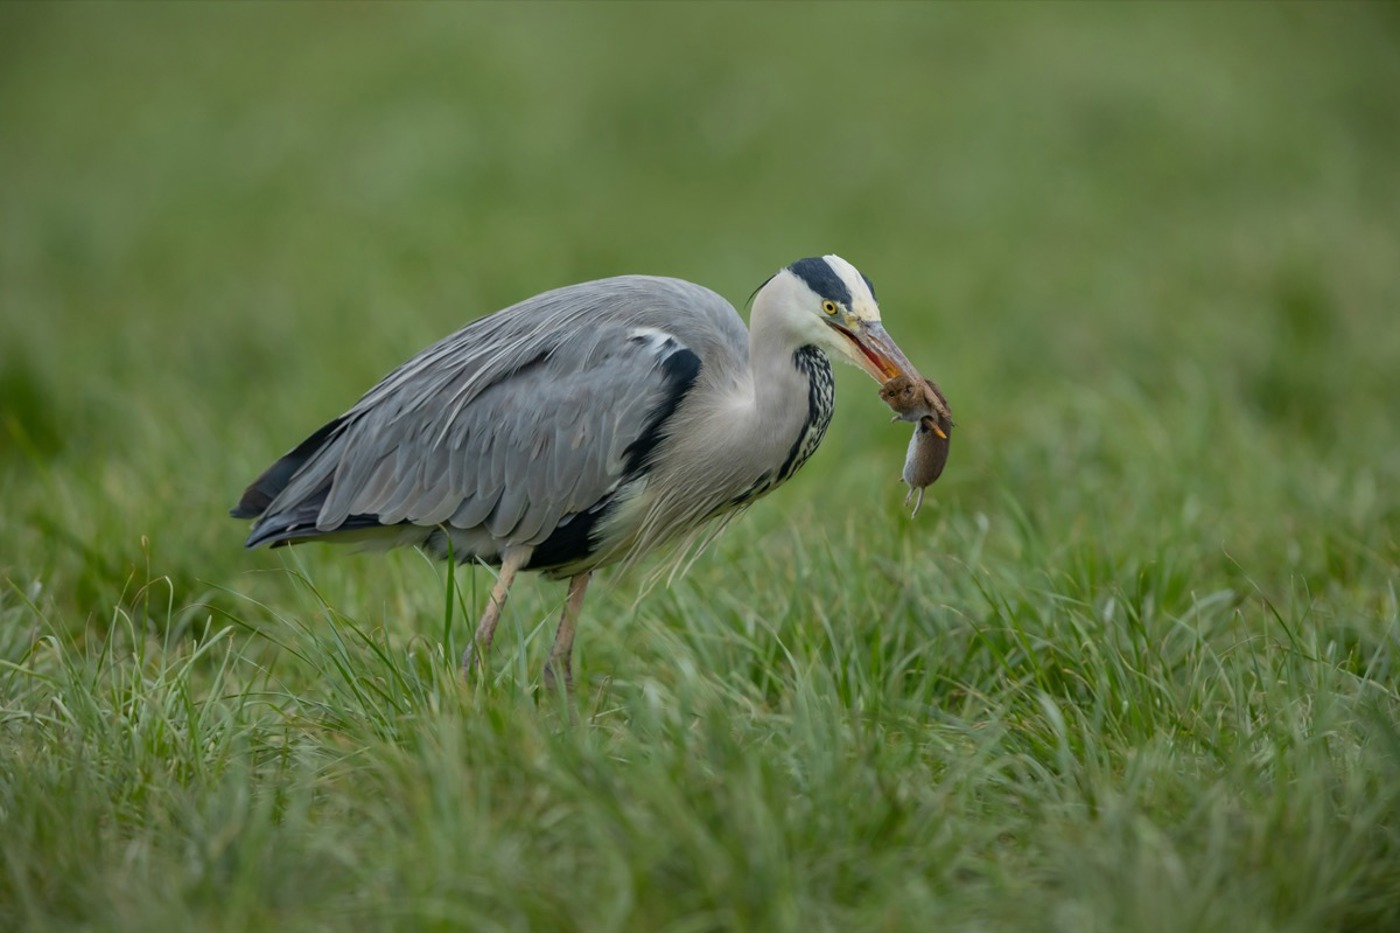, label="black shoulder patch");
[621,347,702,476]
[787,257,853,307]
